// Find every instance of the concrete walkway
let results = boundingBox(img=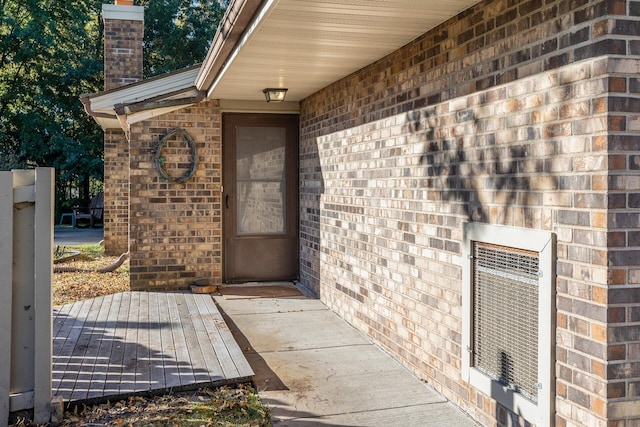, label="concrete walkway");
[213,286,476,427]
